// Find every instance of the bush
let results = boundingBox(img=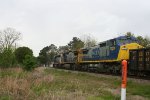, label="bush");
[23,55,36,71]
[15,47,33,64]
[0,49,17,68]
